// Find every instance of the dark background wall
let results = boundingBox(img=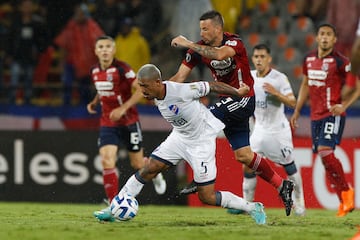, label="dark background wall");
[0,130,186,205]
